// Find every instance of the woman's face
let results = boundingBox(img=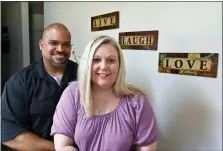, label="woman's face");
[91,43,119,90]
